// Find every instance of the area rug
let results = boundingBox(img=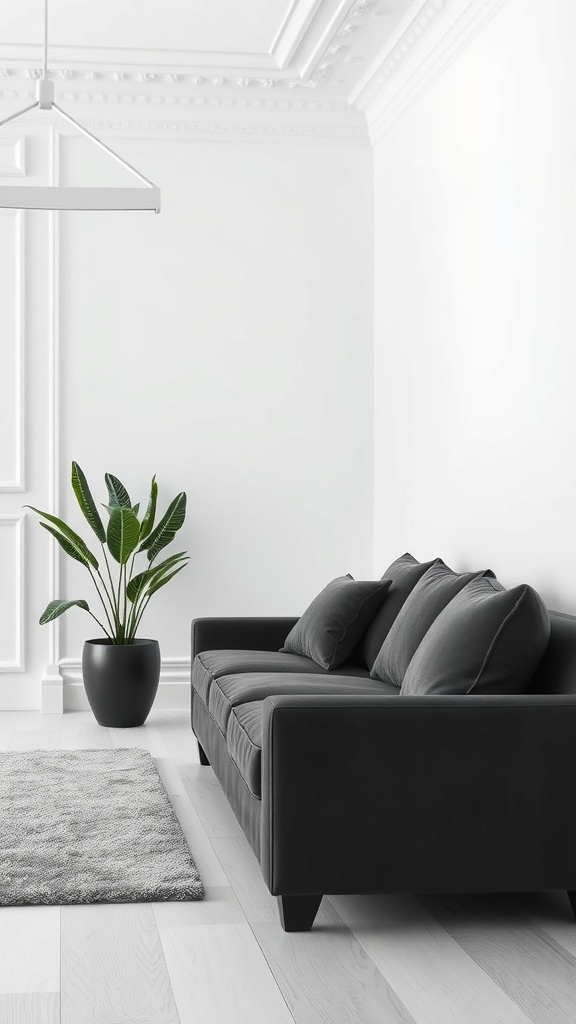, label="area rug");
[0,748,204,905]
